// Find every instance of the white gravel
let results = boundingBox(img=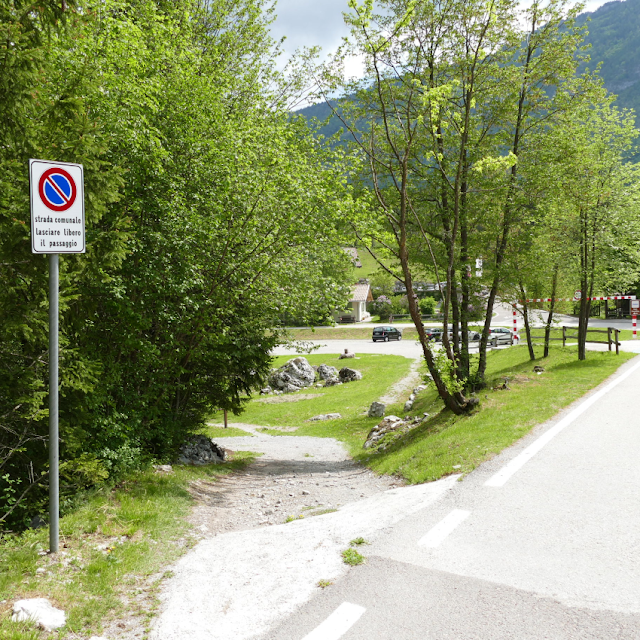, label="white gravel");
[150,474,458,640]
